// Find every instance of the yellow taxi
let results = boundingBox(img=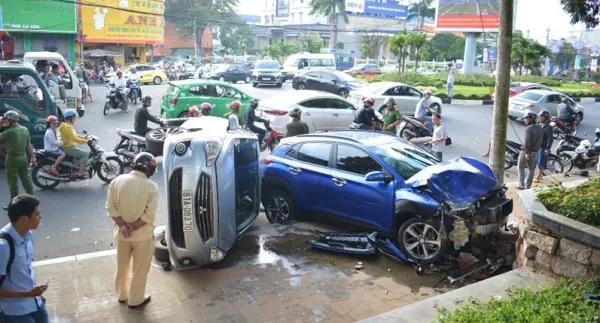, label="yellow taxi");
[107,64,167,85]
